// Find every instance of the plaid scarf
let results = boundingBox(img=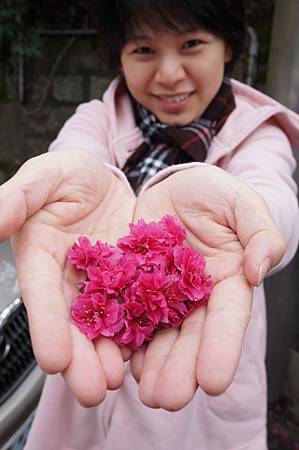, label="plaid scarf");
[123,77,235,194]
